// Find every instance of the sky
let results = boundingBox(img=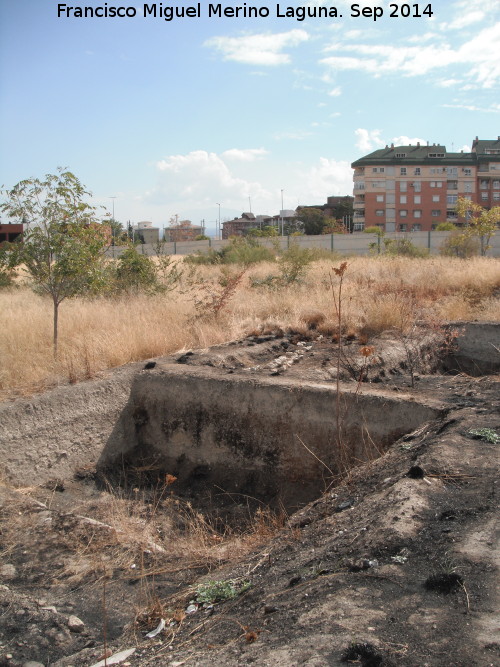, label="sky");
[1,0,499,235]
